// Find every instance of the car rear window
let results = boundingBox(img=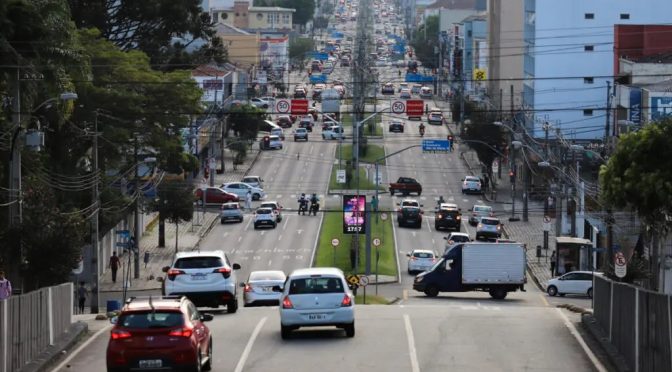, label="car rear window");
[413,252,434,259]
[250,271,286,281]
[466,177,480,182]
[474,206,492,213]
[222,204,239,210]
[260,203,277,210]
[288,277,344,294]
[174,256,223,269]
[481,218,500,225]
[451,235,470,242]
[118,311,183,329]
[256,209,273,215]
